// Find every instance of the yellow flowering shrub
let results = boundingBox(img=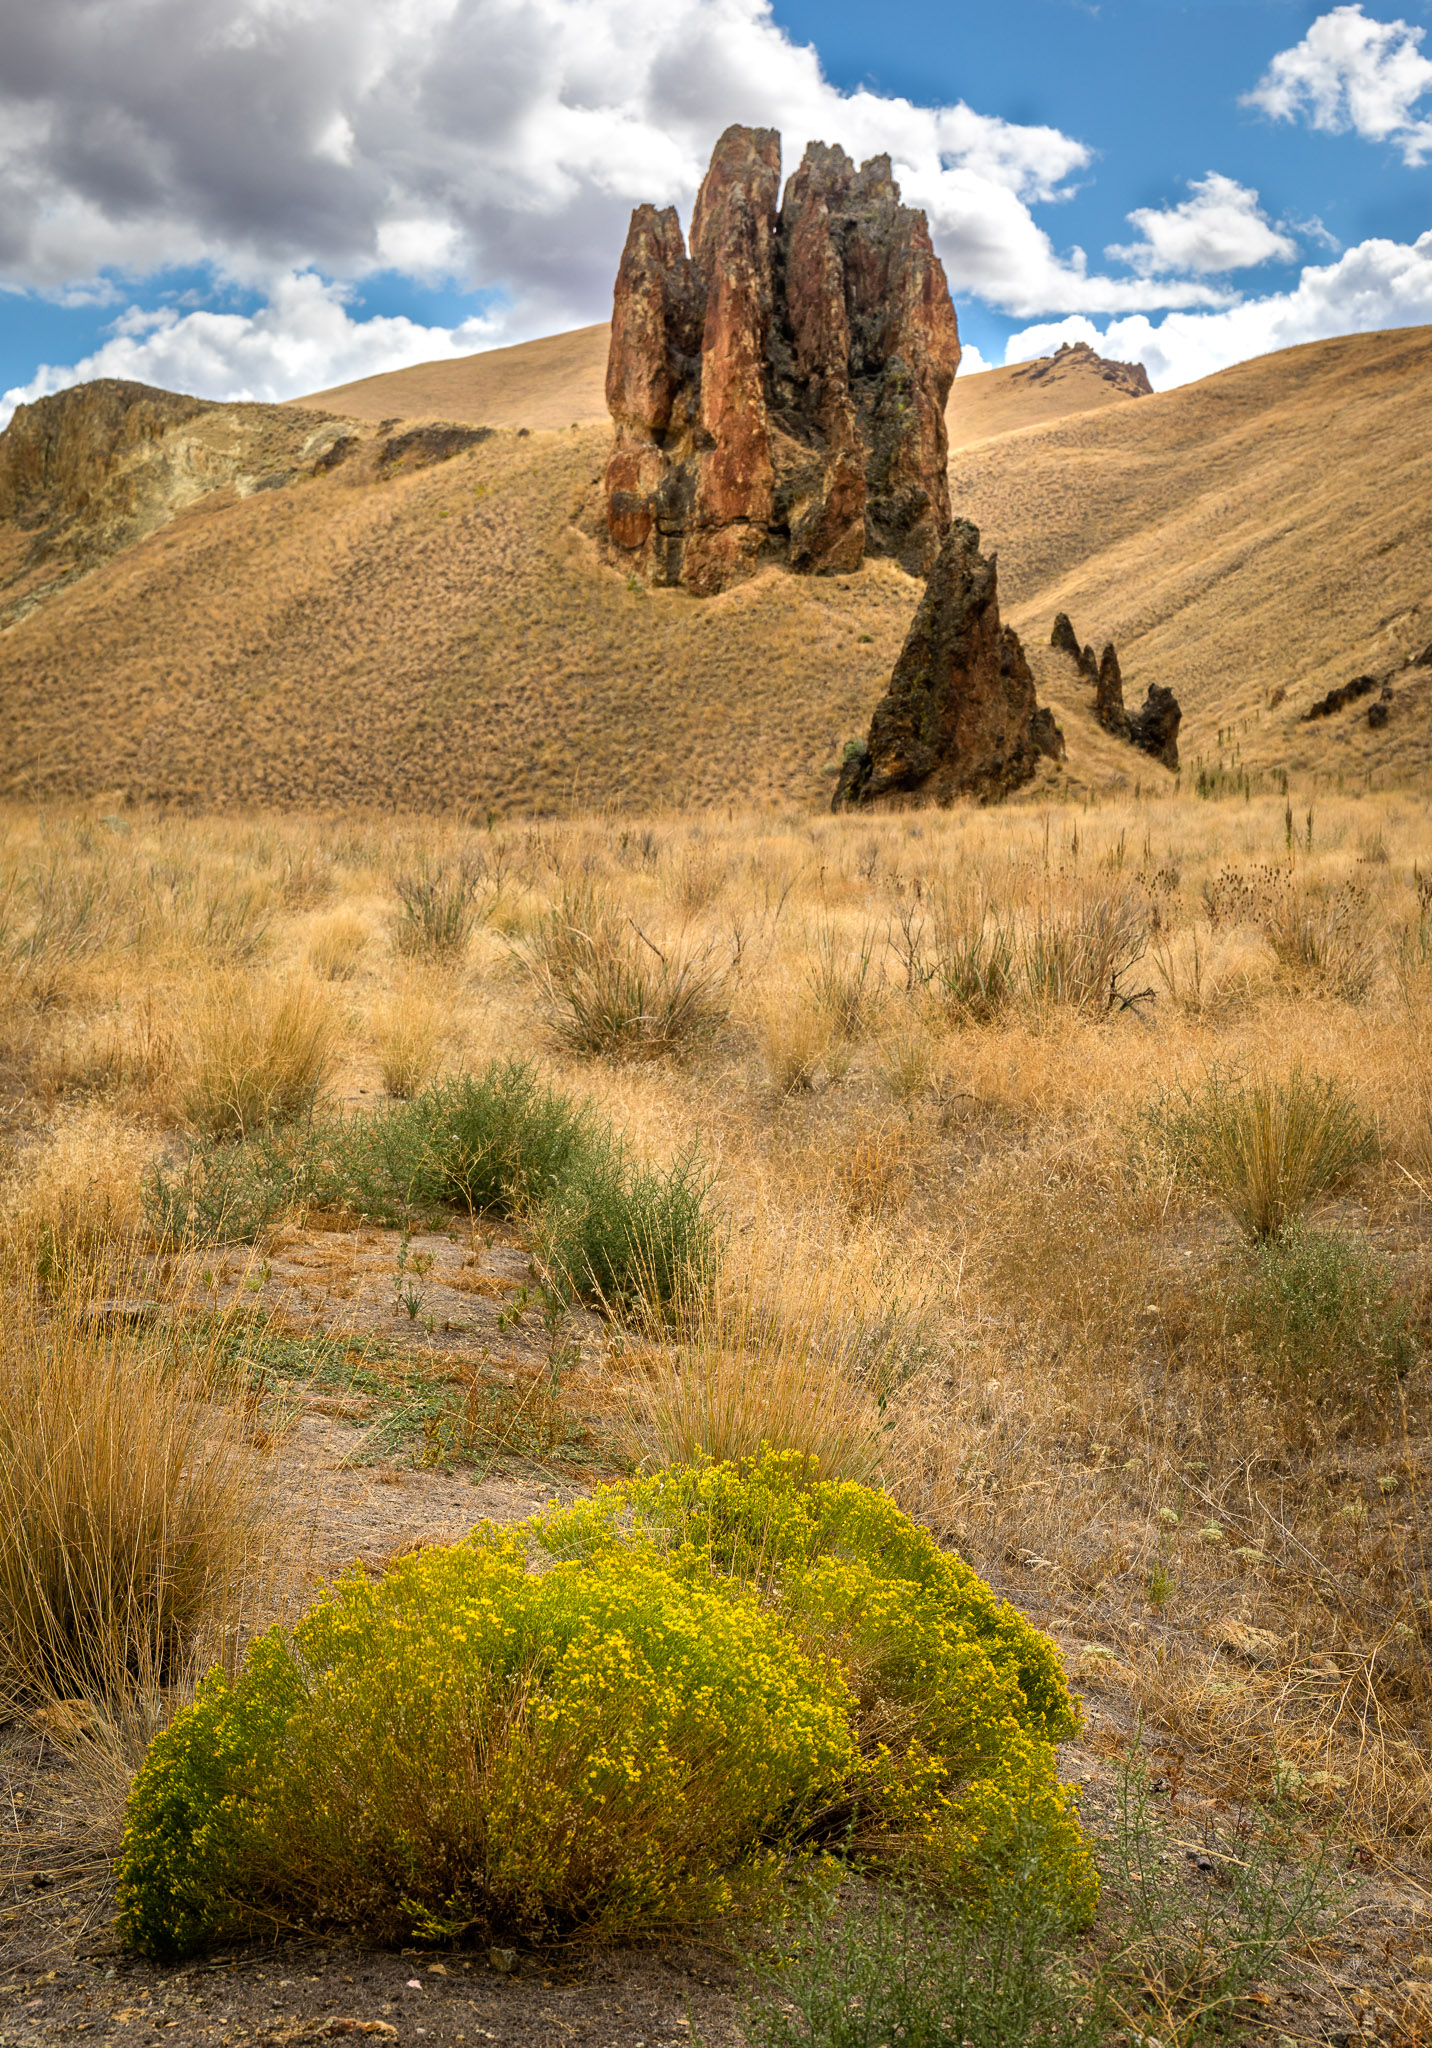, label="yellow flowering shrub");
[117,1454,1092,1961]
[534,1452,1095,1923]
[116,1532,856,1960]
